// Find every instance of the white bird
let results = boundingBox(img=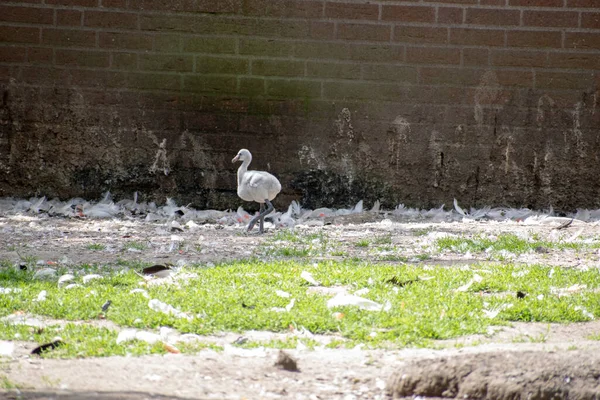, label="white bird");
[232,149,281,233]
